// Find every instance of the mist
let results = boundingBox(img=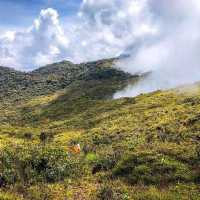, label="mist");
[114,0,200,98]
